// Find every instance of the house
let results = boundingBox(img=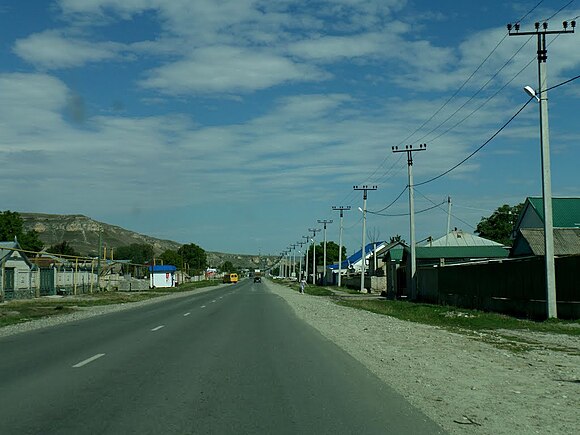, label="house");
[512,197,580,257]
[395,230,509,300]
[149,265,177,288]
[0,238,34,300]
